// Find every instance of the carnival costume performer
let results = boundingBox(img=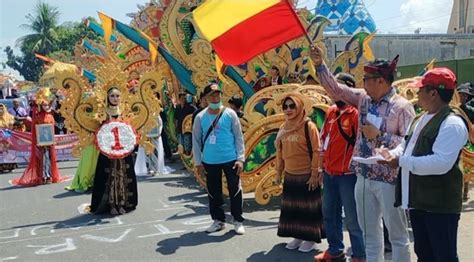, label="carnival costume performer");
[135,114,175,176]
[12,88,65,186]
[146,116,175,175]
[54,61,163,216]
[90,87,138,215]
[0,103,14,128]
[64,144,99,192]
